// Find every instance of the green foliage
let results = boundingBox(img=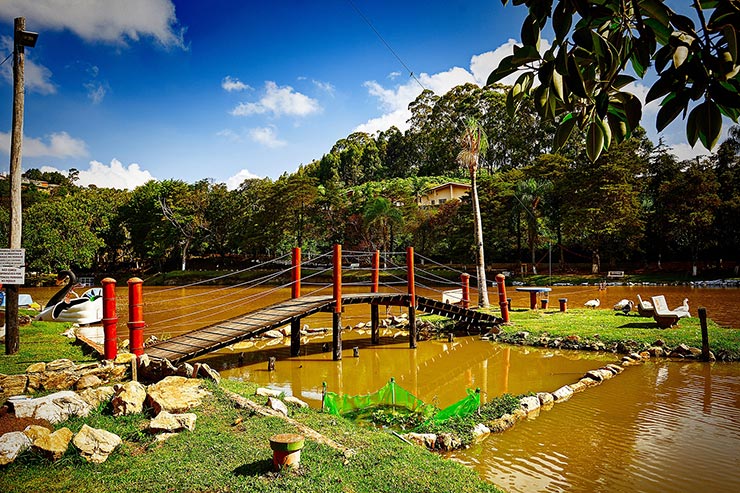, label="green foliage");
[491,1,740,161]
